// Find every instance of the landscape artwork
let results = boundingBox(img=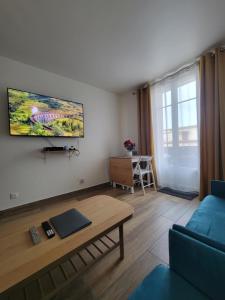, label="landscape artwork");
[8,88,84,137]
